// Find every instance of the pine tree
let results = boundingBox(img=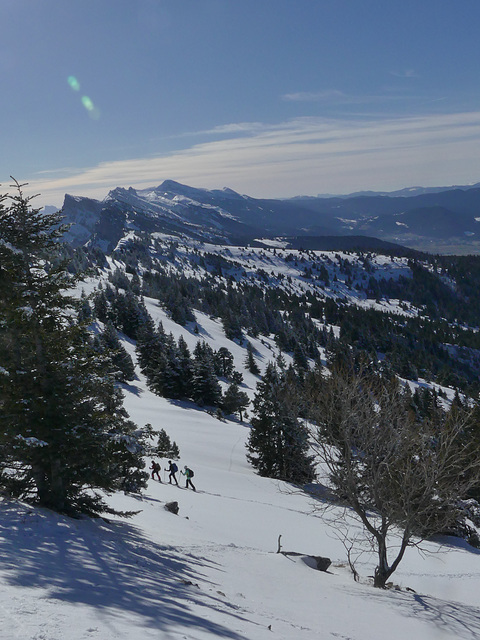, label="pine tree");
[155,428,181,459]
[192,341,222,406]
[156,428,172,456]
[0,181,147,515]
[111,289,150,340]
[222,382,250,421]
[245,341,260,375]
[246,363,315,484]
[98,321,136,382]
[177,335,194,398]
[170,440,180,459]
[159,333,184,399]
[136,319,168,395]
[214,346,235,379]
